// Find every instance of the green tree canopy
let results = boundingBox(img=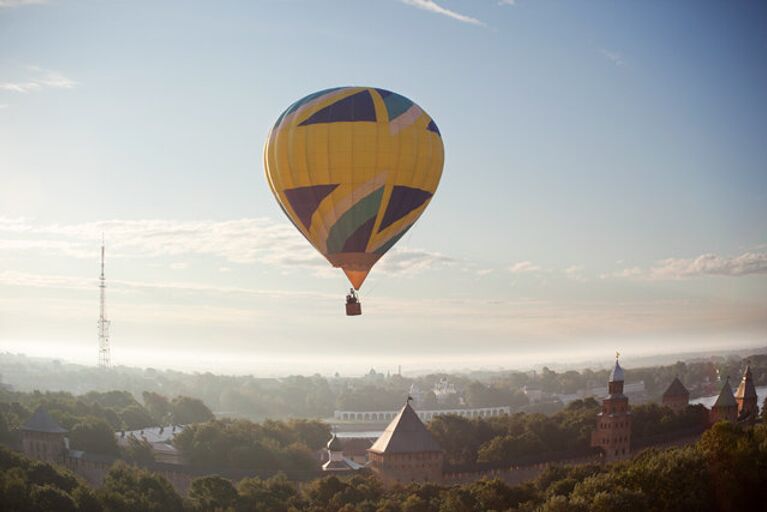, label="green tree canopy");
[170,396,214,424]
[97,461,184,512]
[69,417,119,456]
